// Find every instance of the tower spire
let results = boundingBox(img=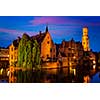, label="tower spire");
[45,24,48,32]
